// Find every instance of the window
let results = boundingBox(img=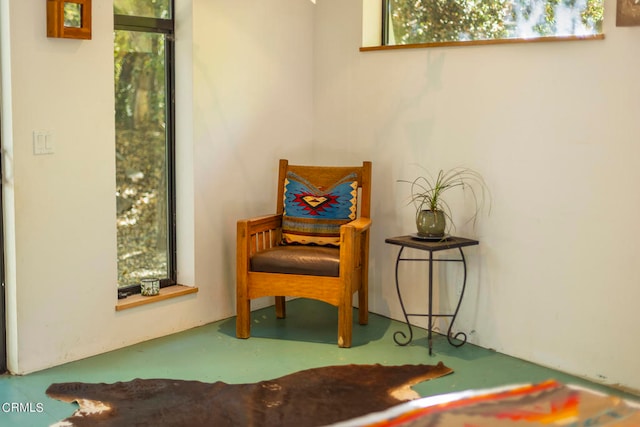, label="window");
[114,0,176,294]
[384,0,604,46]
